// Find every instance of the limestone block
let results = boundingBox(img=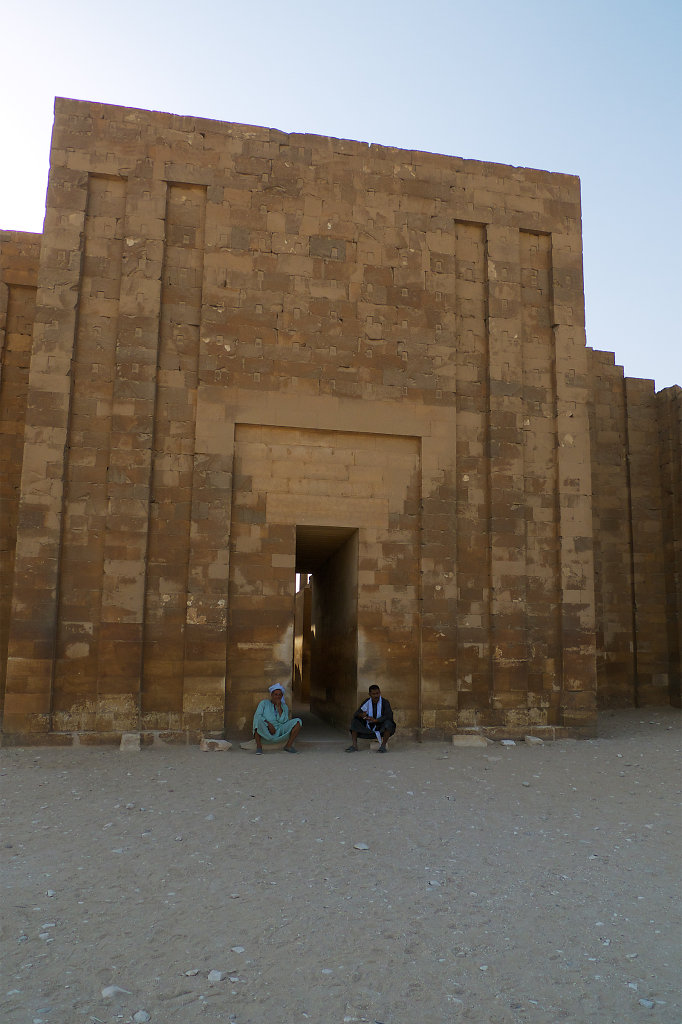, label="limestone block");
[119,732,140,751]
[451,734,491,748]
[199,738,232,752]
[240,738,287,752]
